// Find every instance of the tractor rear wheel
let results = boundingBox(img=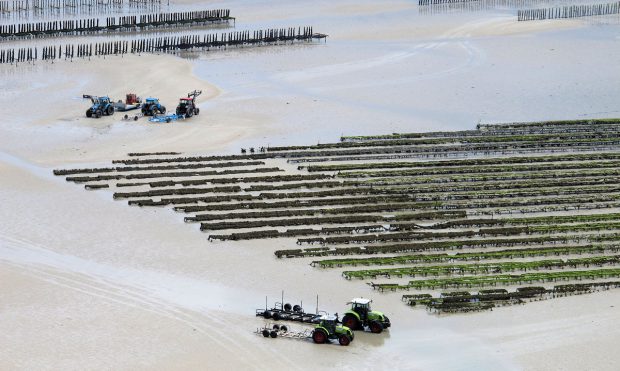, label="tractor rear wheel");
[342,314,359,330]
[338,334,351,346]
[370,321,384,334]
[312,329,328,344]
